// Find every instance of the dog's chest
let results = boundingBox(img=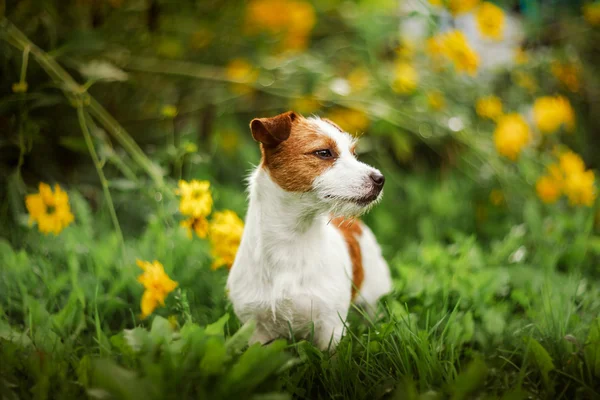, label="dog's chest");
[228,224,353,326]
